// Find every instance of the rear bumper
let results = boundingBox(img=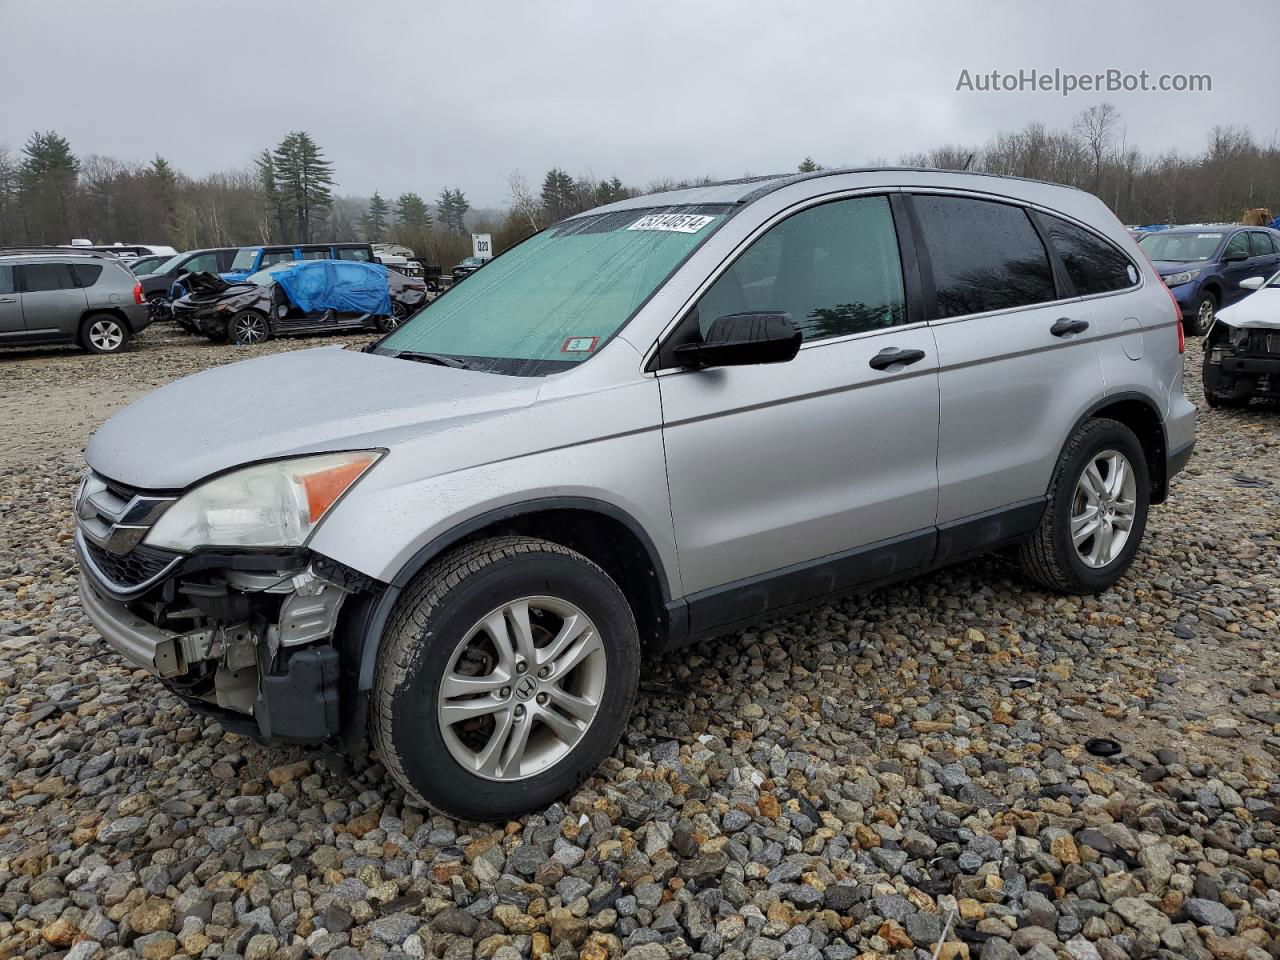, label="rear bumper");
[1167,439,1195,479]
